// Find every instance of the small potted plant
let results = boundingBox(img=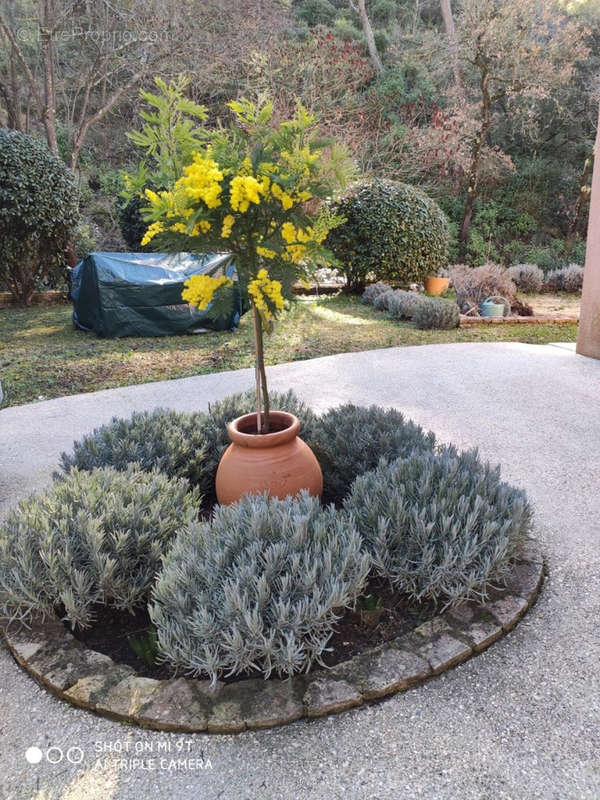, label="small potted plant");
[126,79,352,503]
[424,267,450,296]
